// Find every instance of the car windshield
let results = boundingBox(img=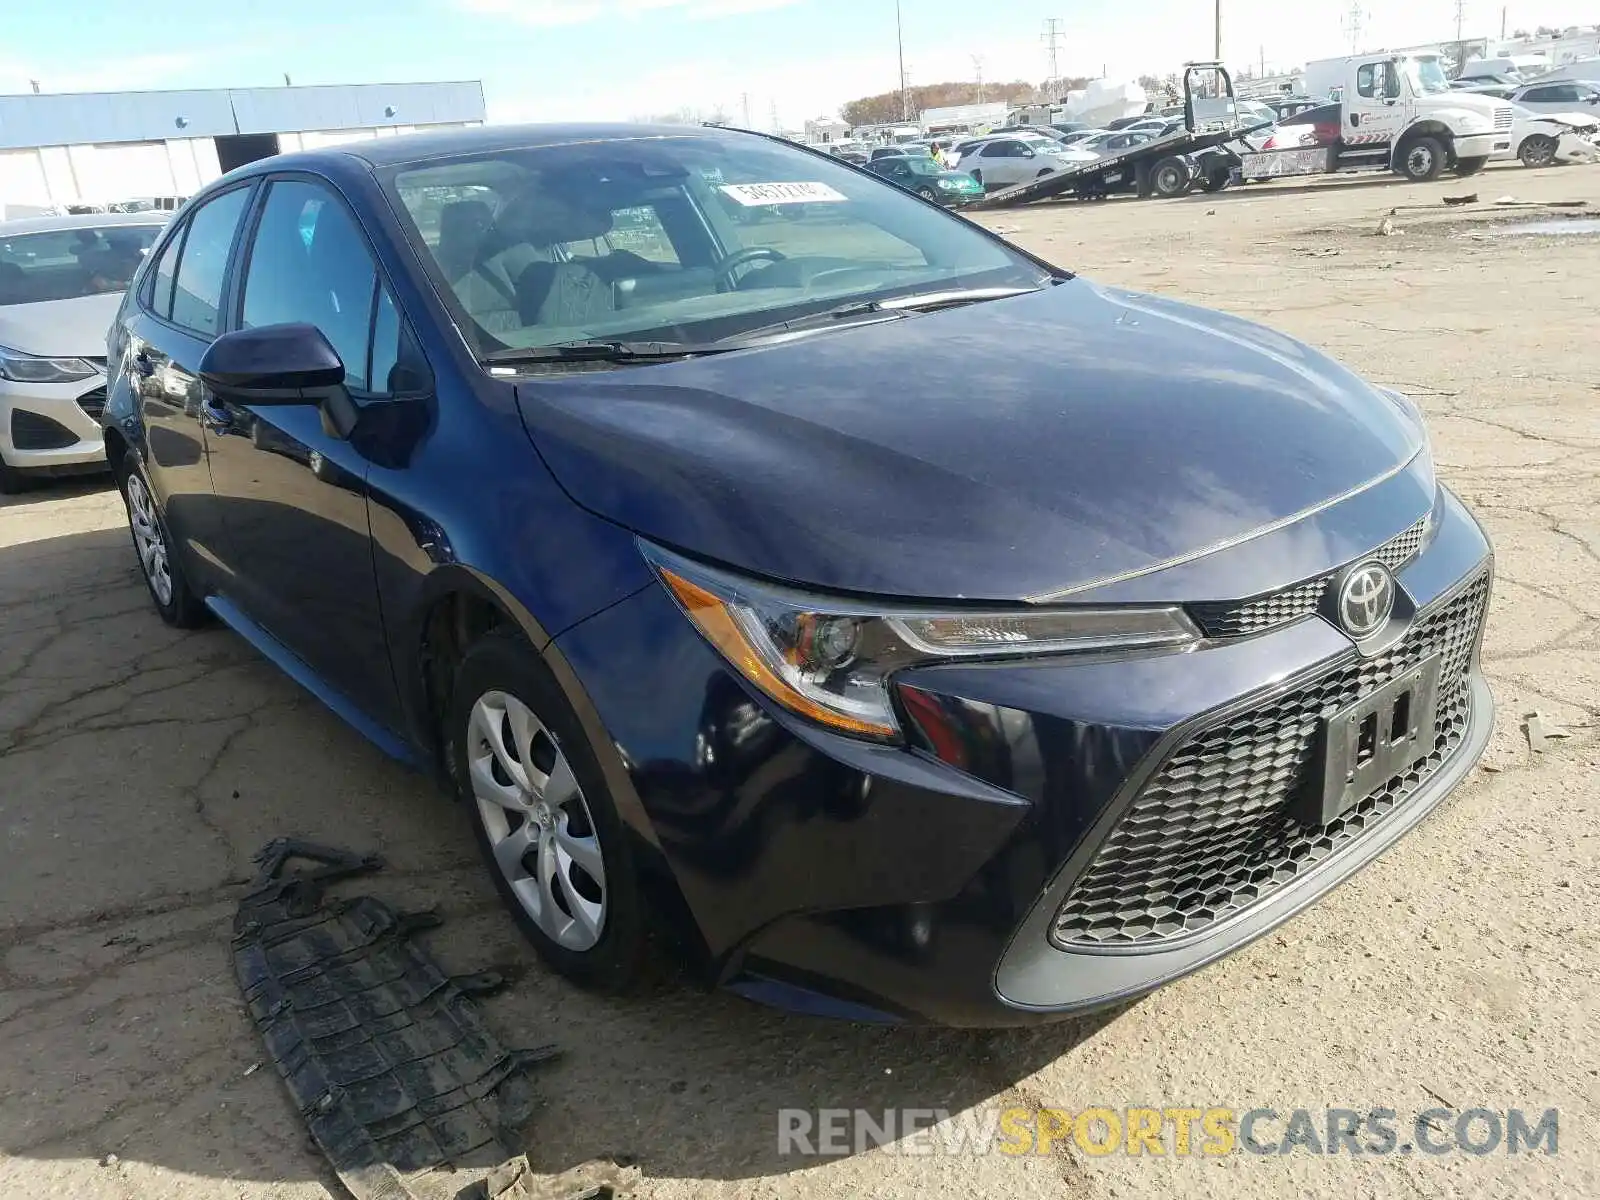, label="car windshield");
[1404,57,1453,95]
[901,158,944,176]
[388,132,1049,357]
[0,225,163,307]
